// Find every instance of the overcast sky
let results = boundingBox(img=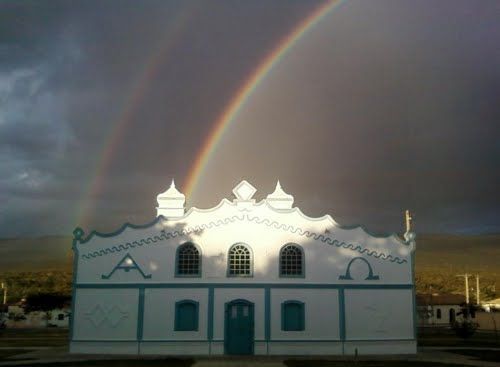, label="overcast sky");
[1,0,499,237]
